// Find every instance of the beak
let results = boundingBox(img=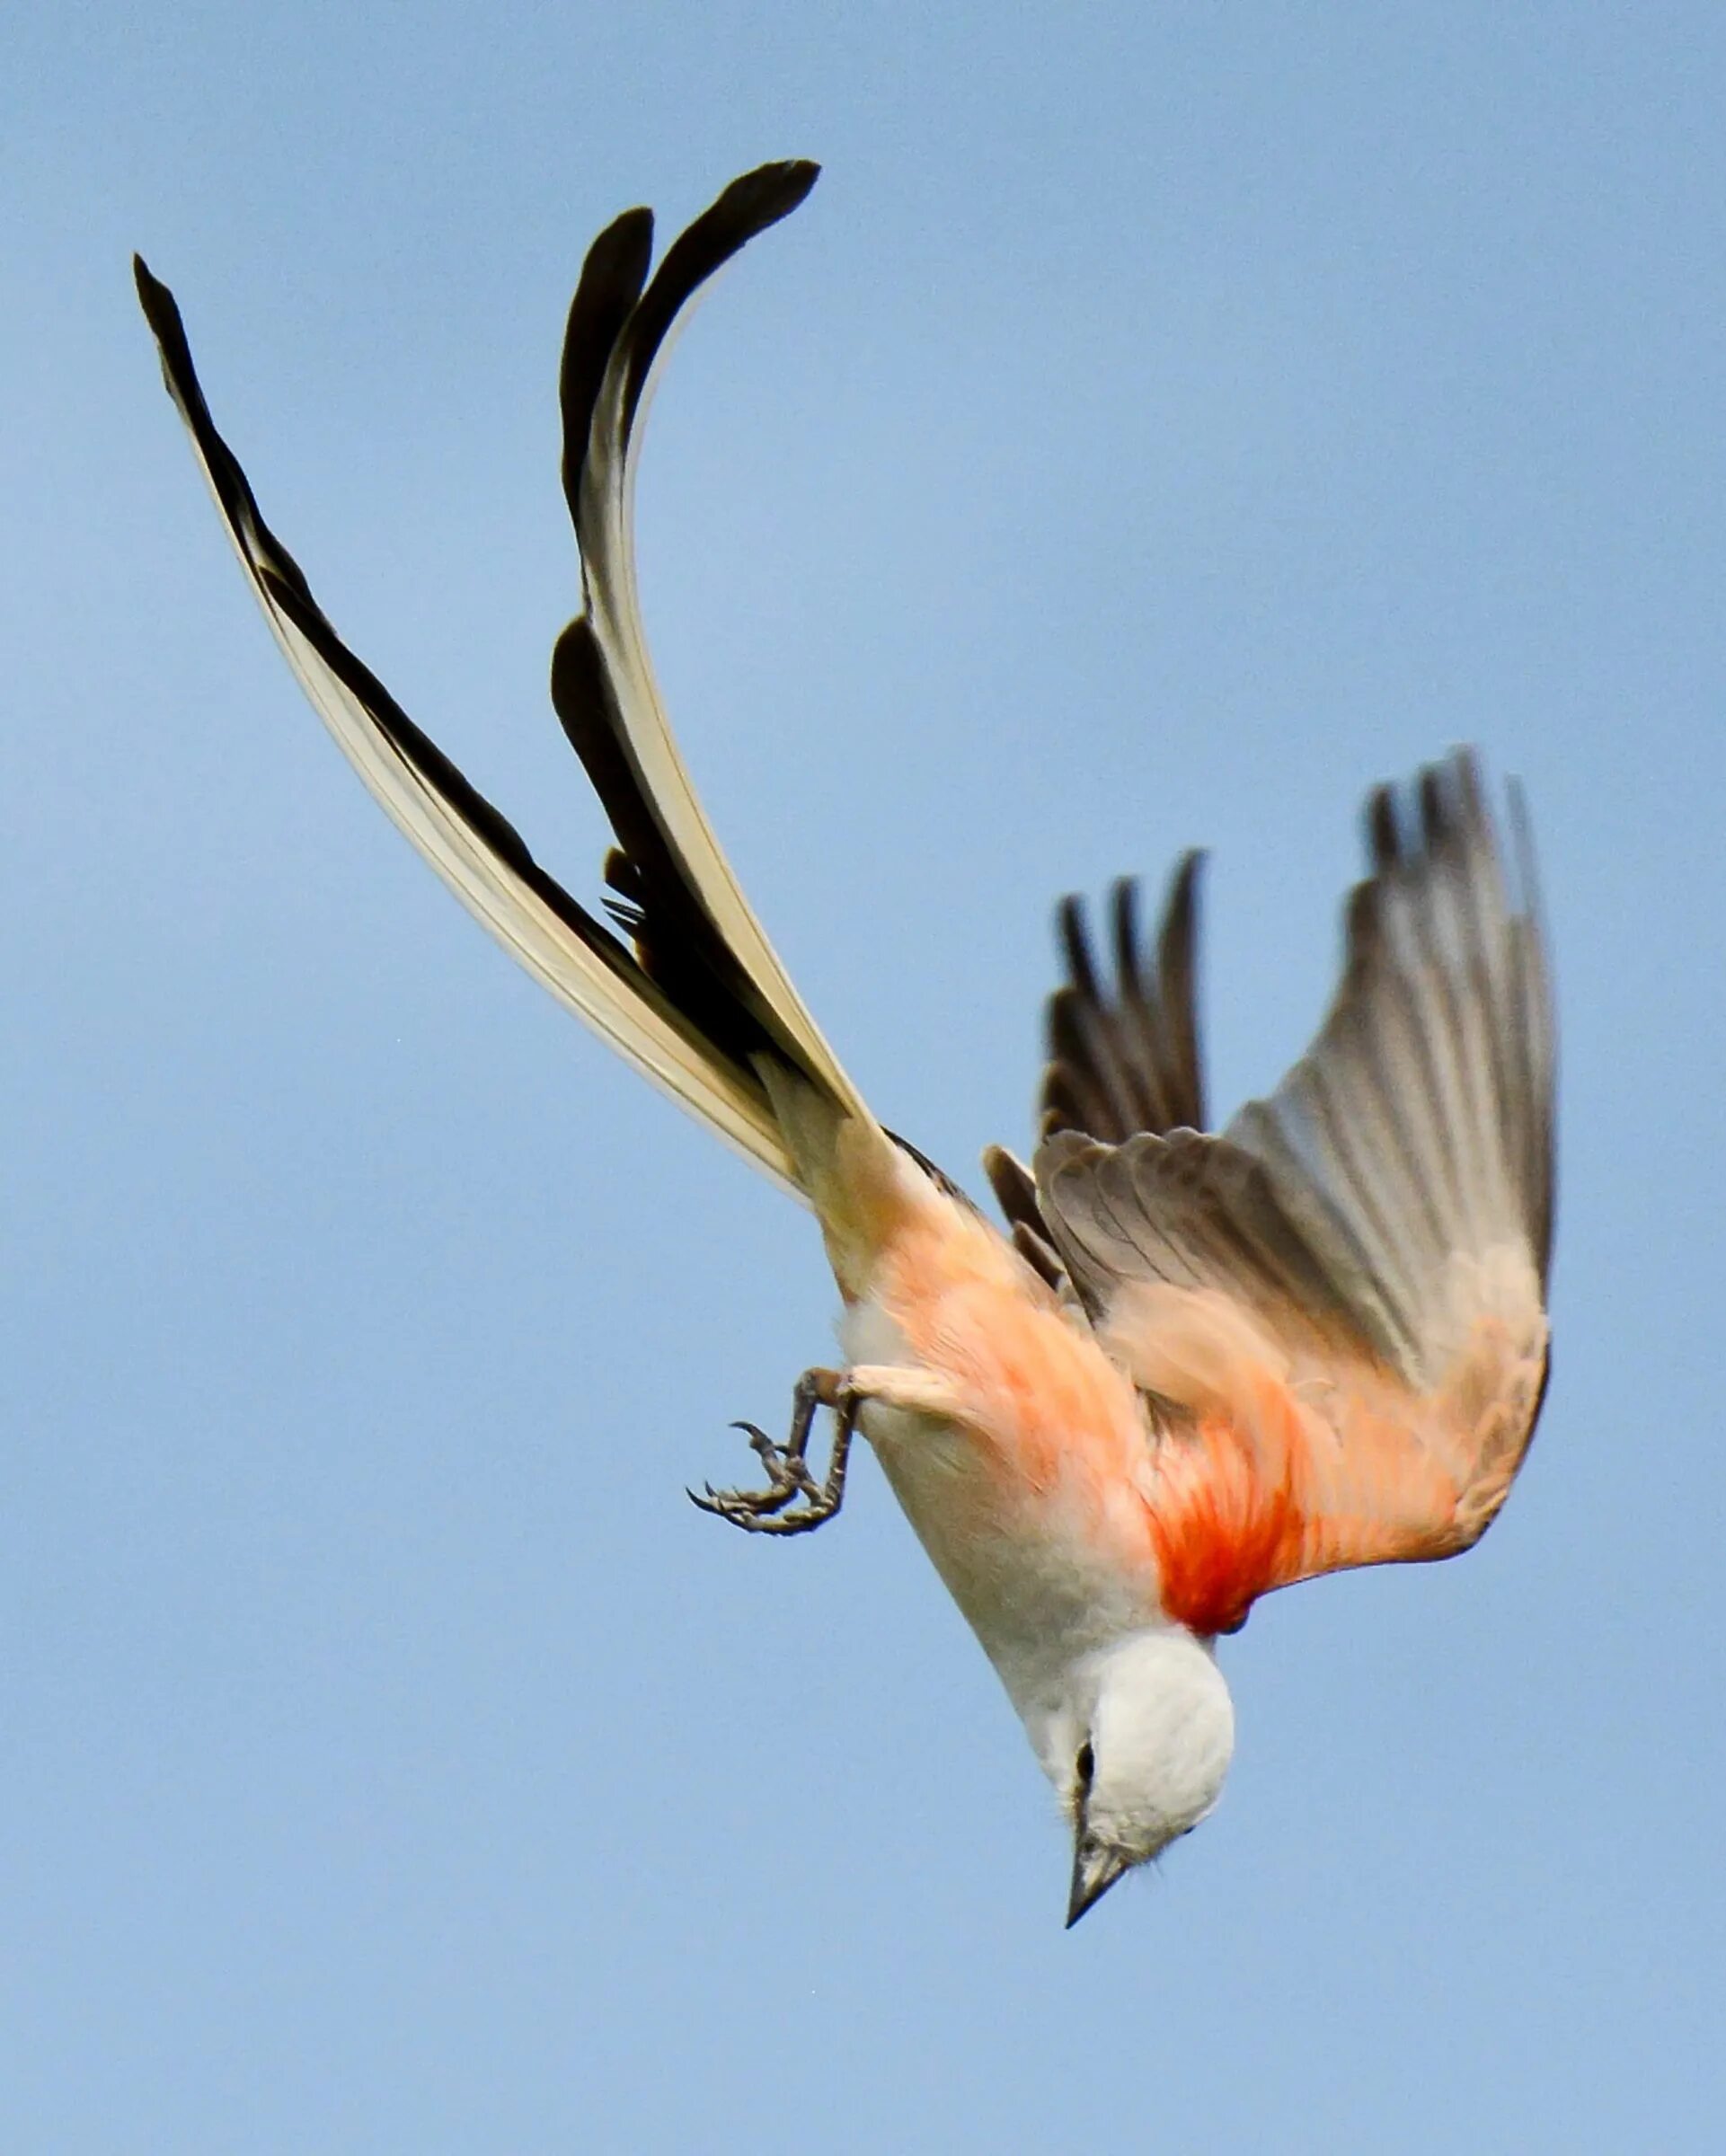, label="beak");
[1066,1831,1130,1929]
